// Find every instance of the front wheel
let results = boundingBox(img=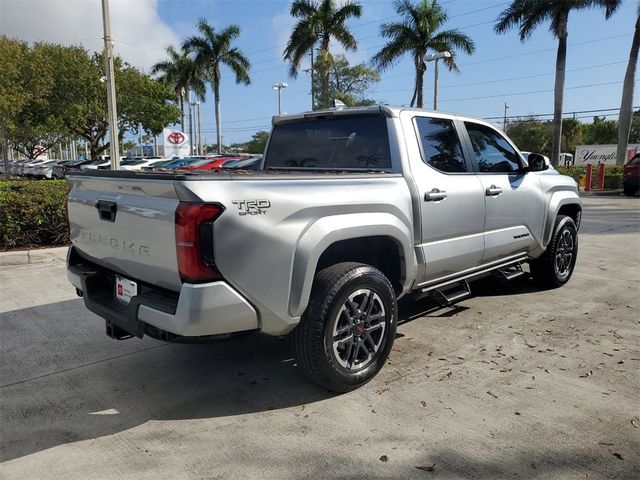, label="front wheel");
[292,262,397,392]
[530,215,578,288]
